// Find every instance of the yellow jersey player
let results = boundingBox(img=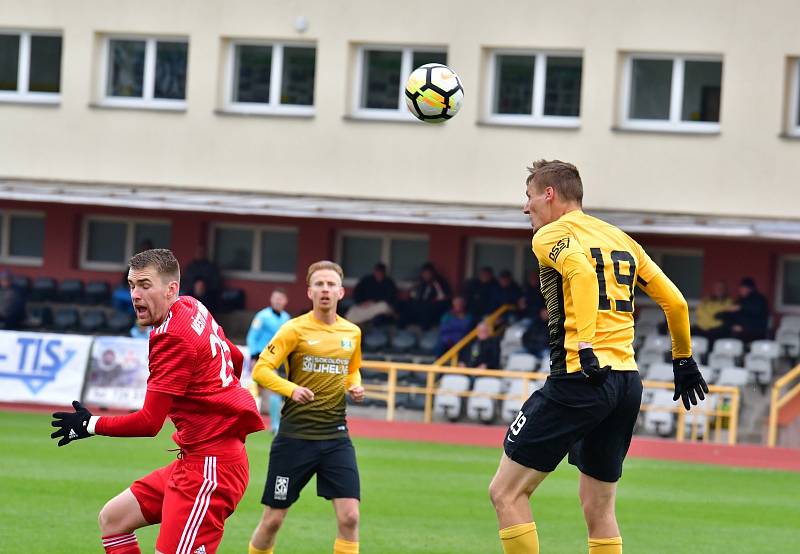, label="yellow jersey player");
[248,261,364,554]
[489,160,708,554]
